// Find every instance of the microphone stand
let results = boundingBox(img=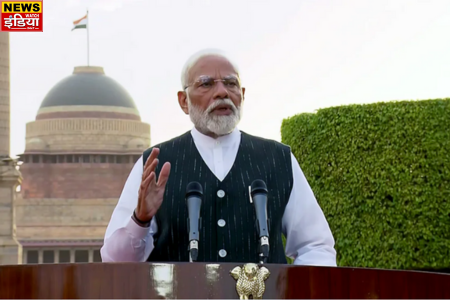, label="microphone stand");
[259,236,269,264]
[189,239,199,262]
[250,180,270,265]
